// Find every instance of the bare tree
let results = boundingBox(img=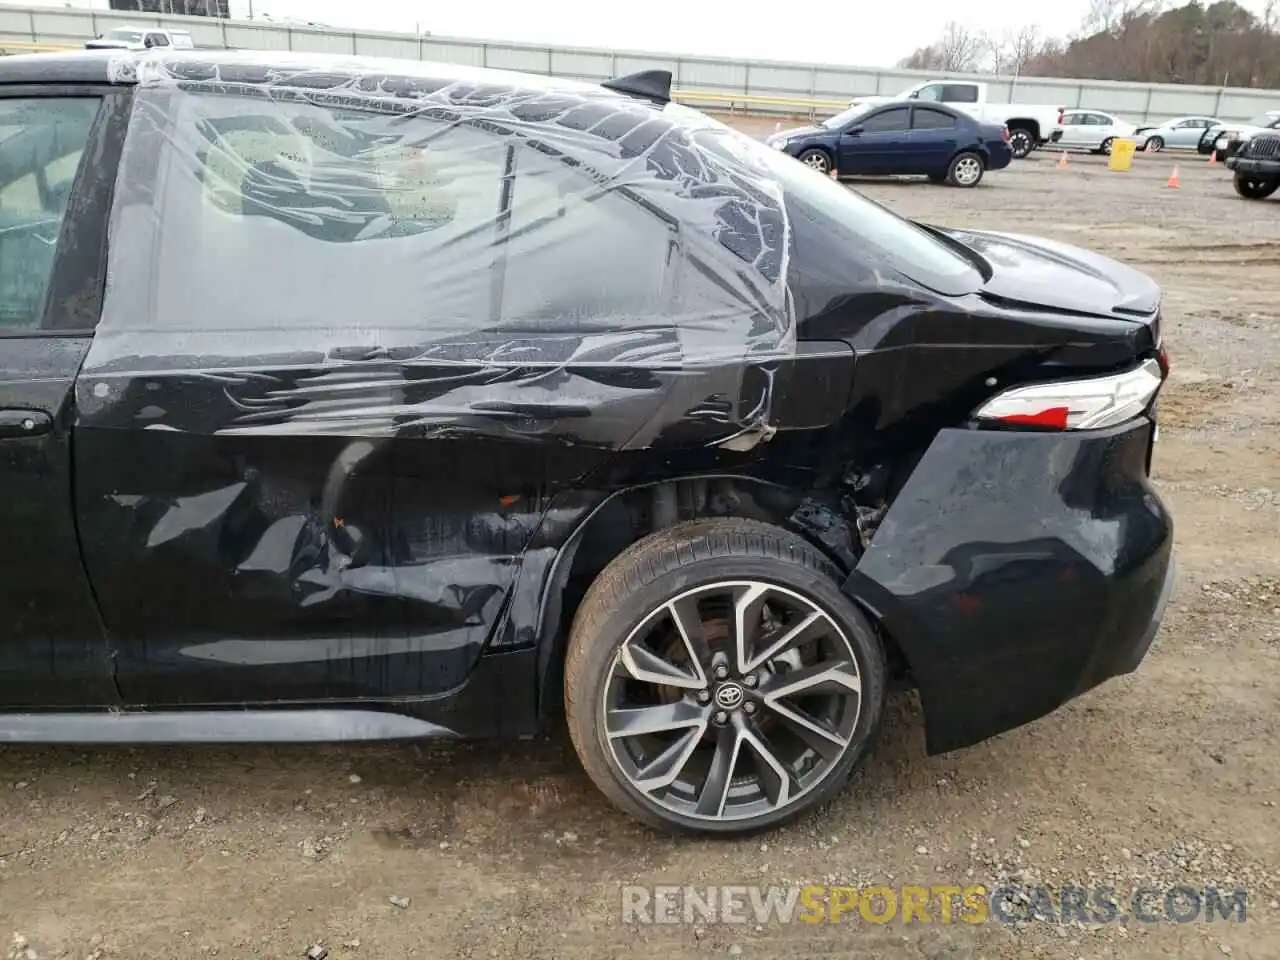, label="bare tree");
[1006,25,1043,74]
[936,21,987,71]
